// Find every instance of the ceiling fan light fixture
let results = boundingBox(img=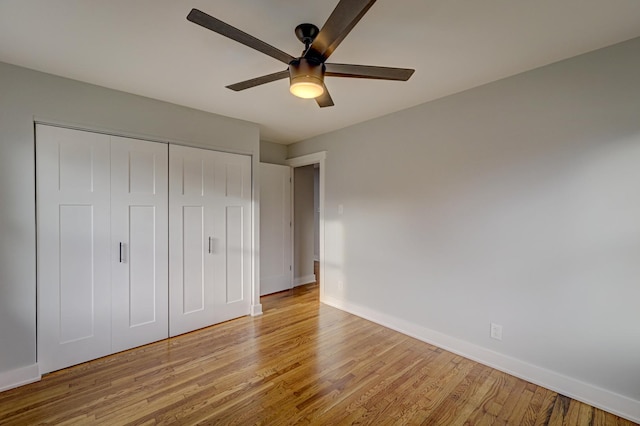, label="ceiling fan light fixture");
[290,80,324,99]
[289,58,324,99]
